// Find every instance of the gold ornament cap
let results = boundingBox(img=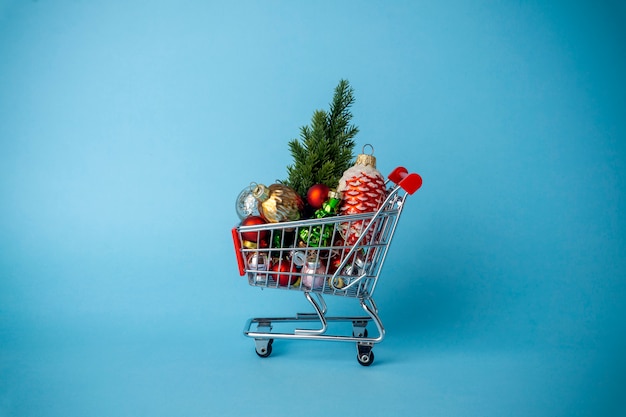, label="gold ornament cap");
[327,189,342,200]
[242,240,258,249]
[355,144,376,168]
[252,183,270,202]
